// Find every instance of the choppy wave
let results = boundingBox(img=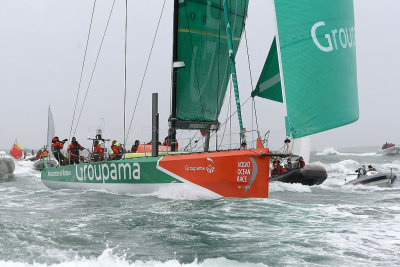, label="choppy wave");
[0,248,266,267]
[316,147,379,157]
